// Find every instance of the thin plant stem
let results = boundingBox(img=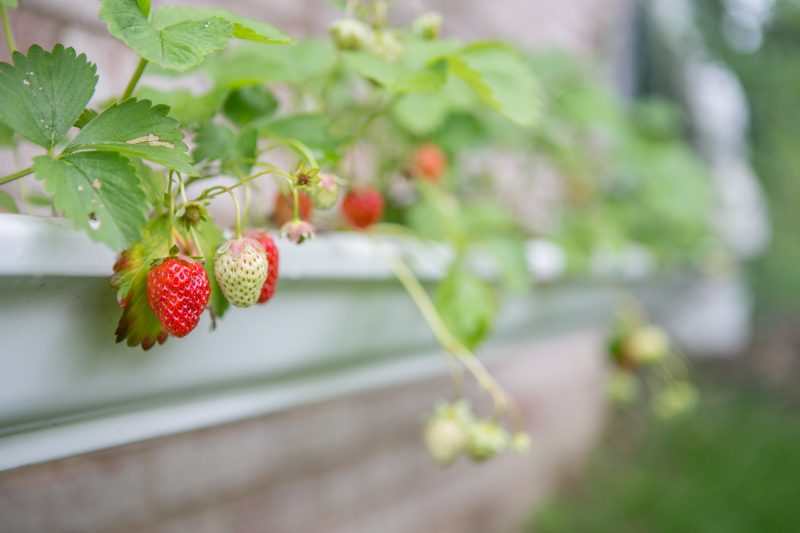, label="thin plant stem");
[177,173,205,258]
[376,240,525,431]
[284,139,319,168]
[1,4,15,56]
[0,165,32,185]
[226,188,242,239]
[292,188,300,222]
[344,0,359,18]
[121,58,148,101]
